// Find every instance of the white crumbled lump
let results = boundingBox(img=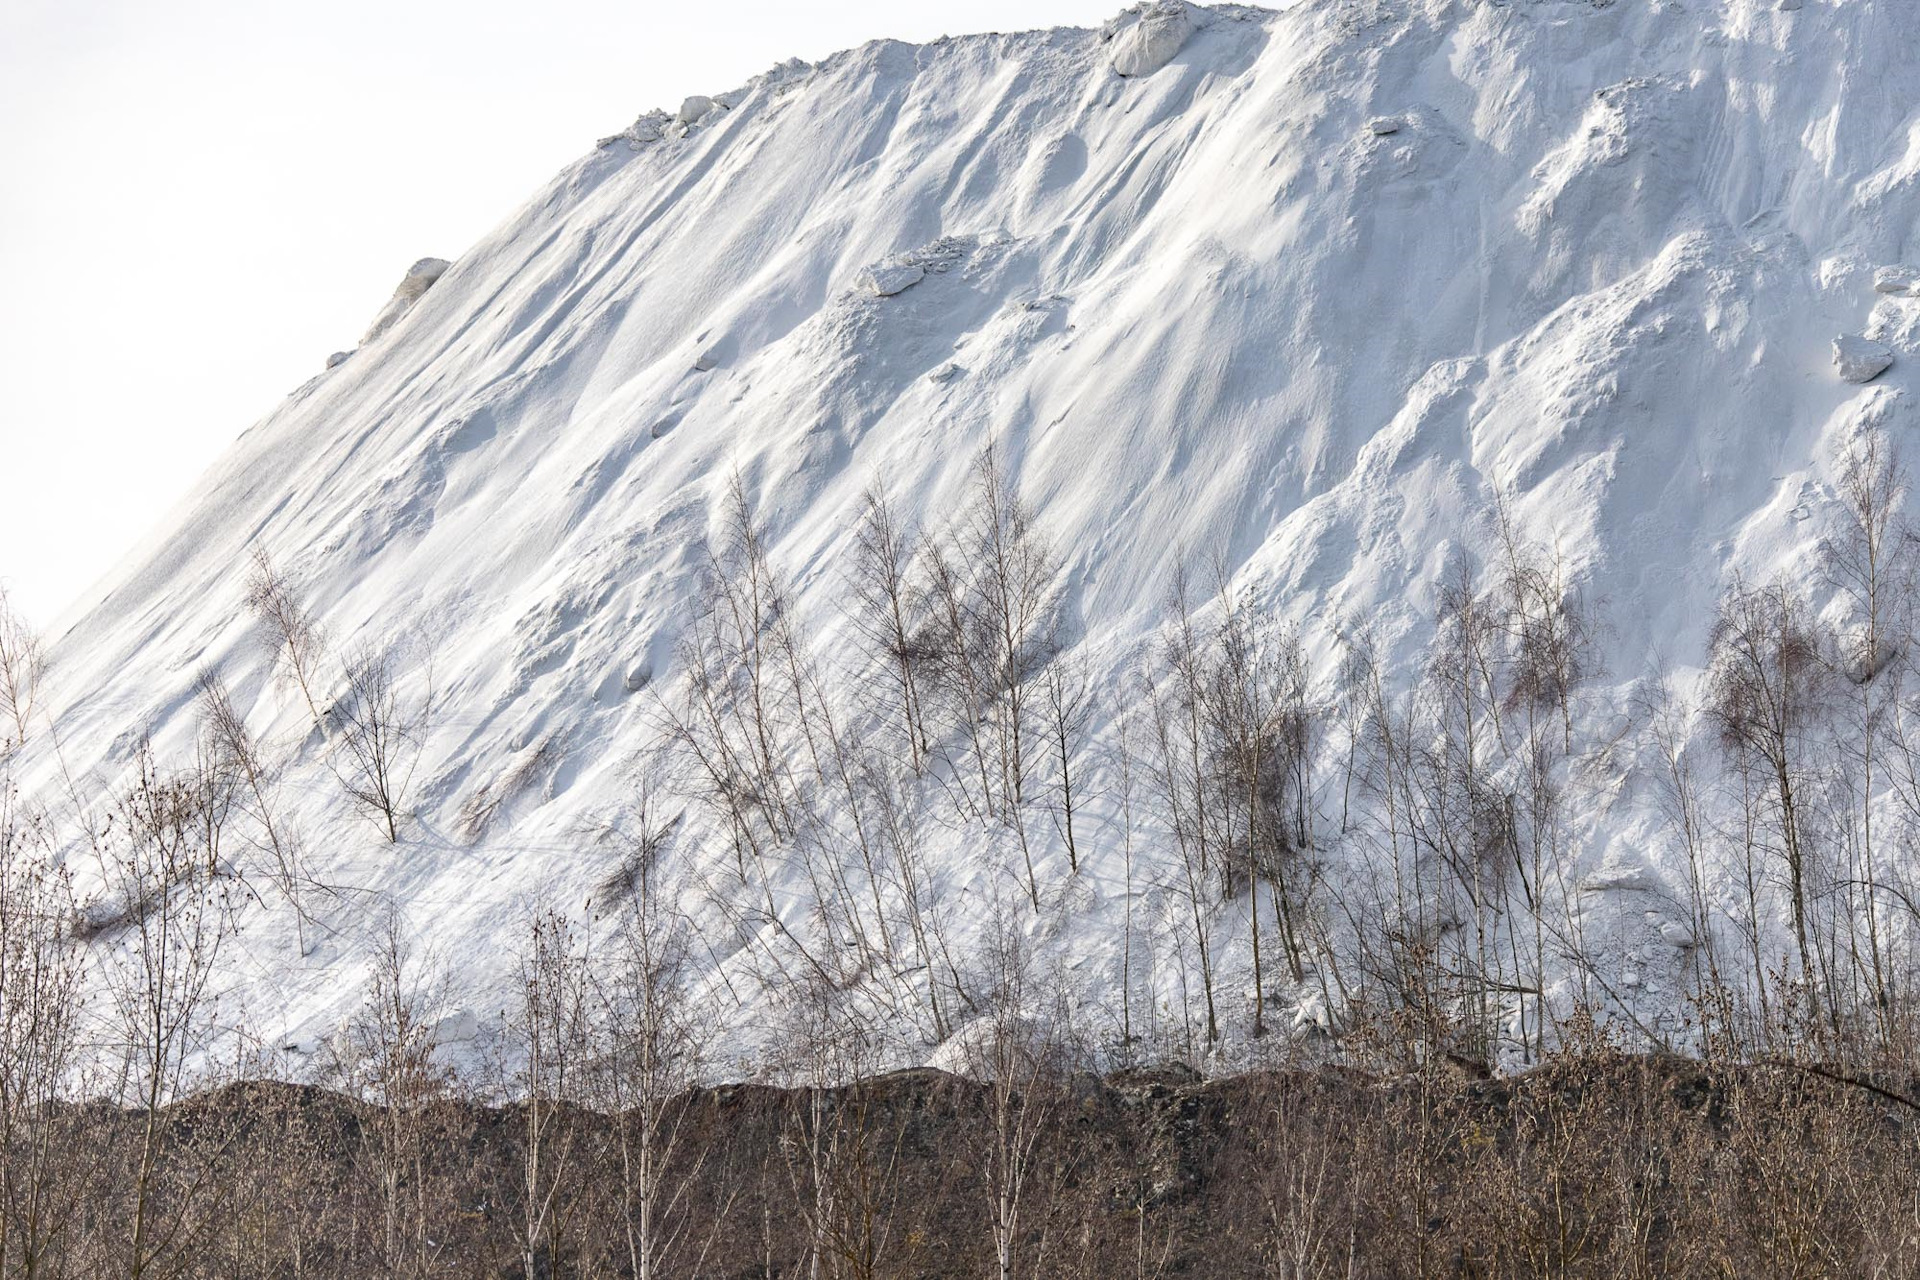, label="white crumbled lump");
[1657,919,1696,949]
[1367,116,1402,135]
[693,348,720,372]
[623,660,653,693]
[1105,2,1193,78]
[677,95,719,125]
[1835,334,1895,383]
[599,111,668,150]
[324,350,353,371]
[928,361,963,384]
[864,262,926,297]
[1868,297,1920,352]
[1875,265,1919,295]
[360,257,451,345]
